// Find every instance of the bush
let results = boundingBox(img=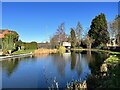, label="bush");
[96,44,108,50]
[21,46,25,50]
[2,50,9,55]
[58,46,66,53]
[24,42,38,50]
